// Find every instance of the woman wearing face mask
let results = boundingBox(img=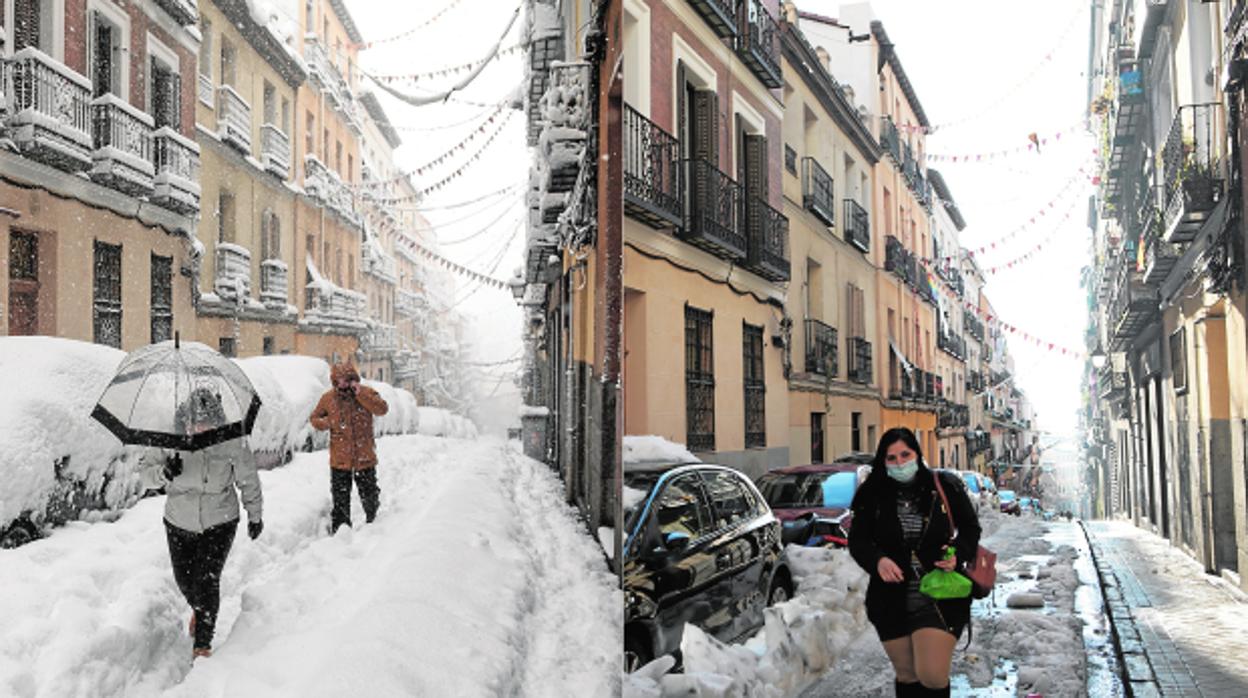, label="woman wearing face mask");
[847,427,981,697]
